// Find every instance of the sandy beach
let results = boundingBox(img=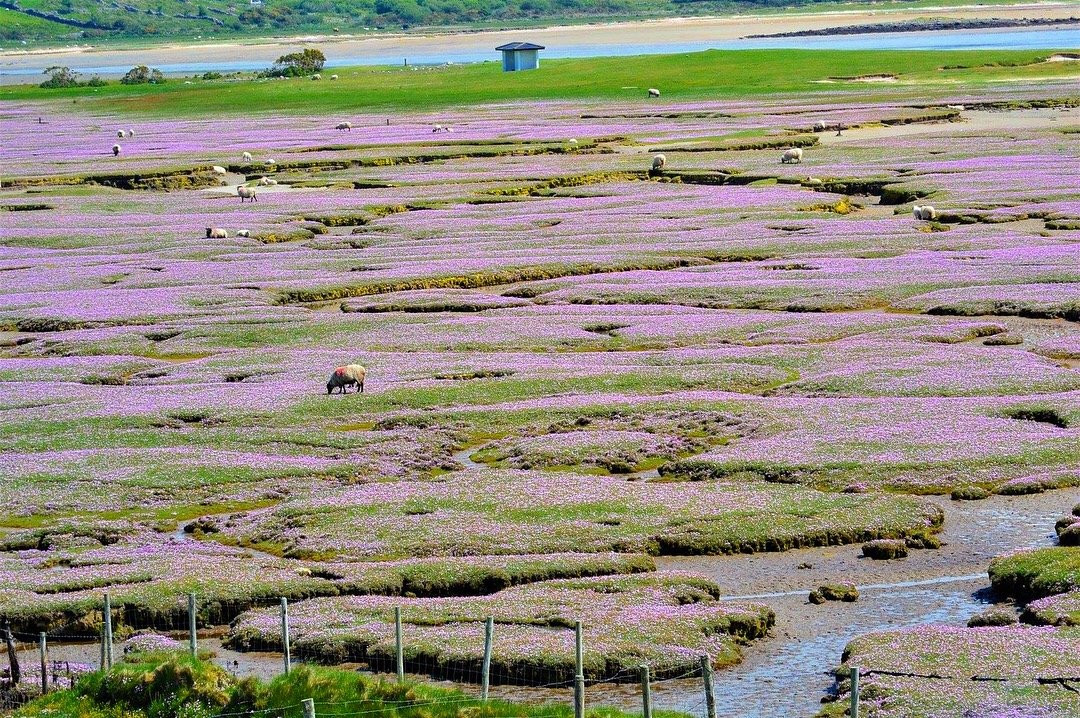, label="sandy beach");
[1,2,1077,78]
